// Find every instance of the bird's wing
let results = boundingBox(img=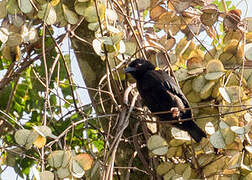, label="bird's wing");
[138,70,190,112]
[158,71,190,108]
